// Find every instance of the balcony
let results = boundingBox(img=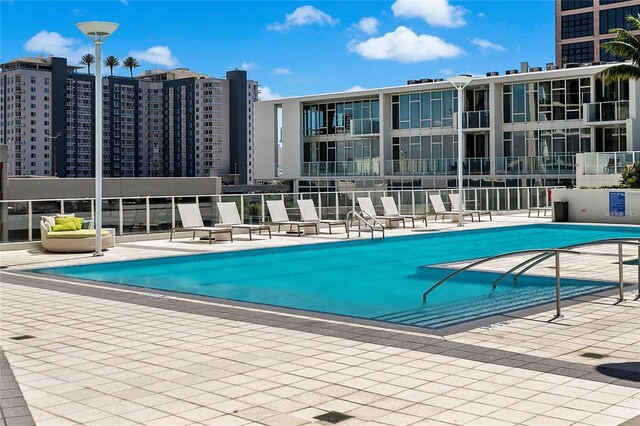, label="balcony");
[350,118,380,136]
[496,155,575,175]
[462,110,490,129]
[582,151,640,175]
[384,158,491,176]
[585,101,629,123]
[301,160,380,176]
